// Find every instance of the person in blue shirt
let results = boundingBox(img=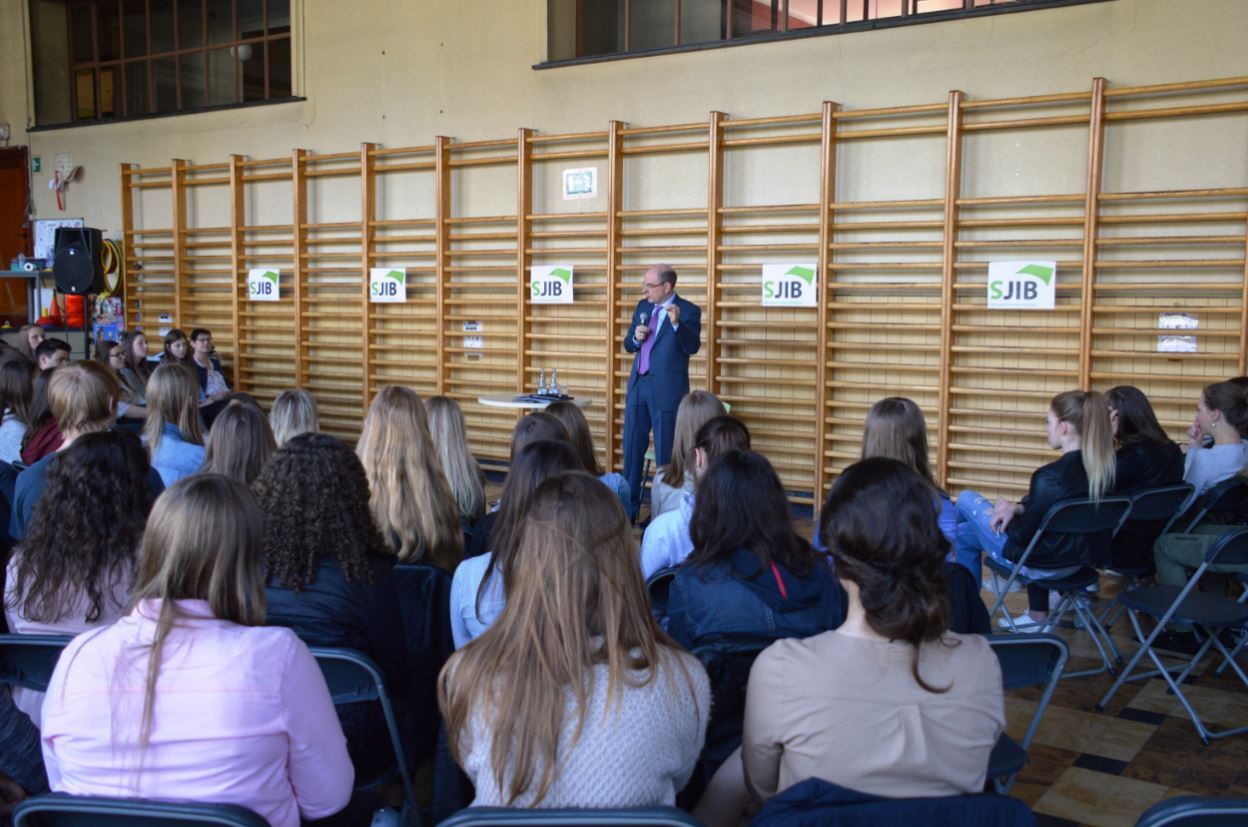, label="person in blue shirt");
[142,363,206,487]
